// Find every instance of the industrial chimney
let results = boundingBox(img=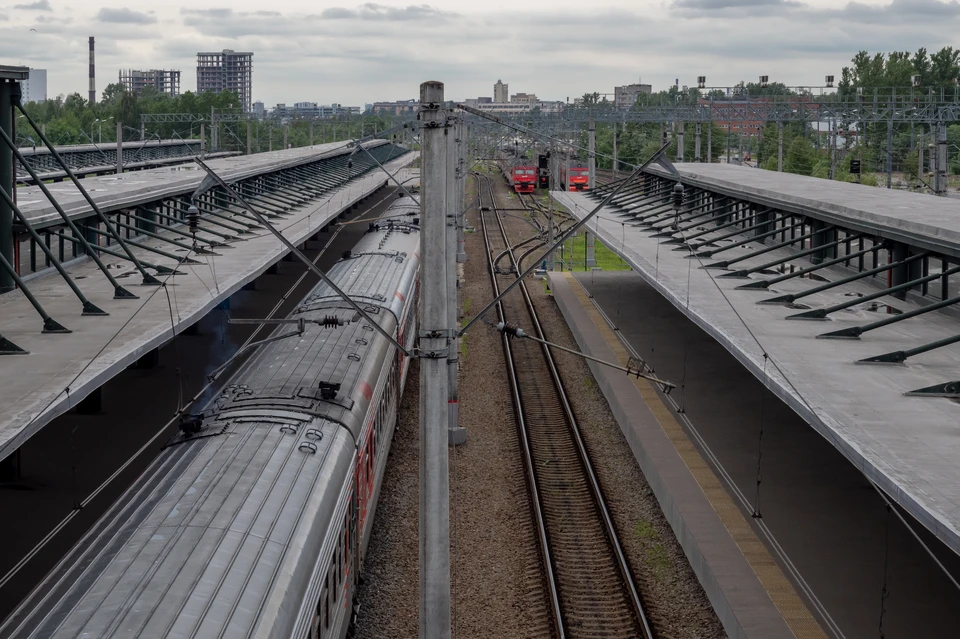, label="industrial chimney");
[88,36,96,104]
